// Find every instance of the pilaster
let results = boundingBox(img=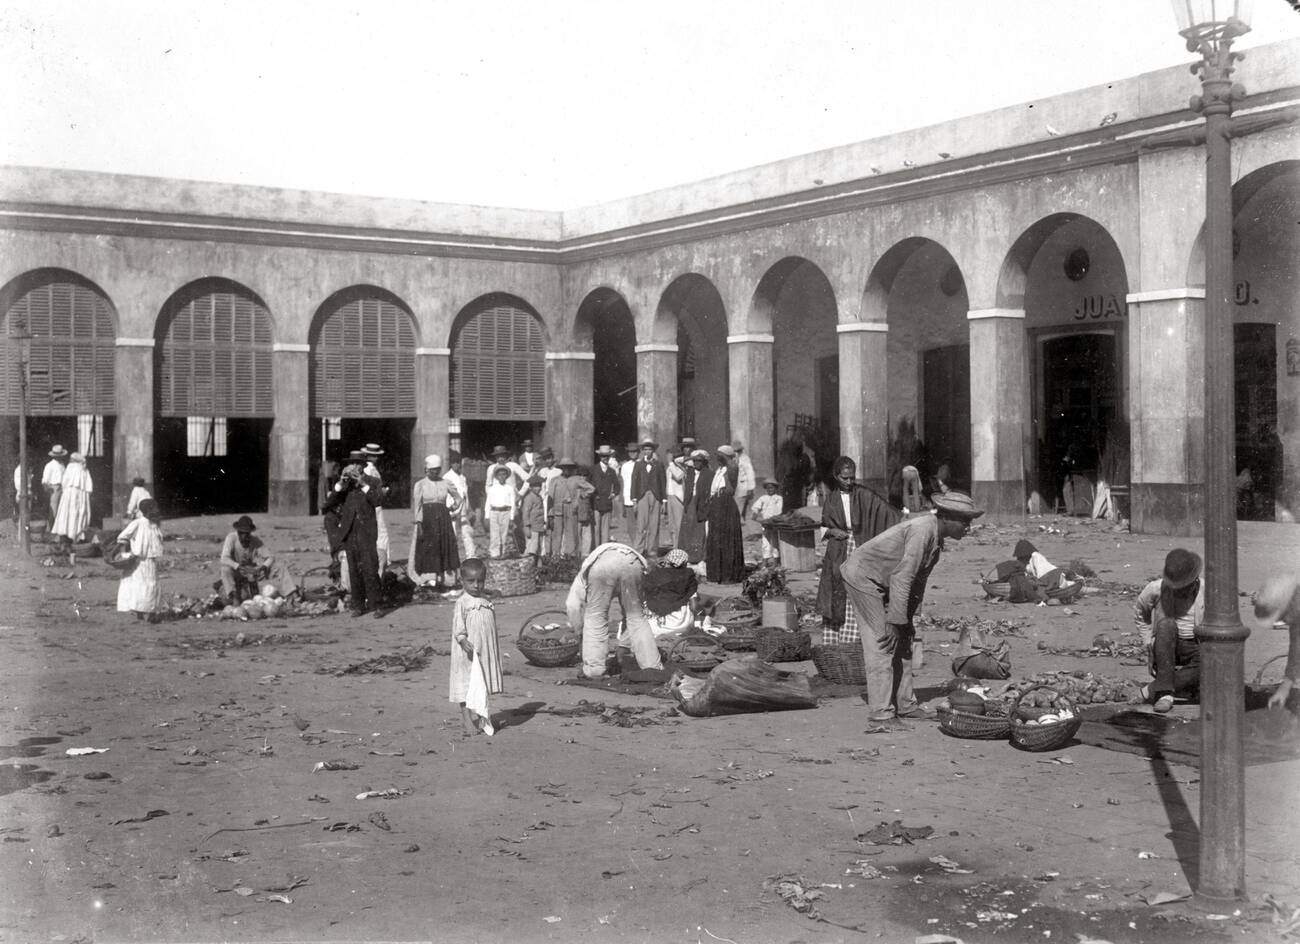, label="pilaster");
[546,351,594,460]
[268,343,310,515]
[414,347,451,480]
[111,338,154,517]
[967,309,1028,518]
[837,322,889,489]
[727,334,775,481]
[635,344,677,452]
